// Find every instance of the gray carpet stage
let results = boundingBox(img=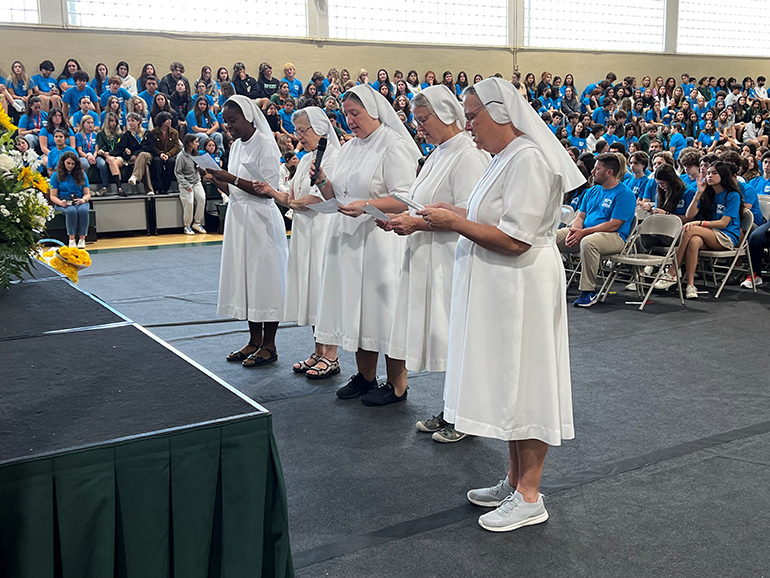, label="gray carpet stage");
[78,243,770,577]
